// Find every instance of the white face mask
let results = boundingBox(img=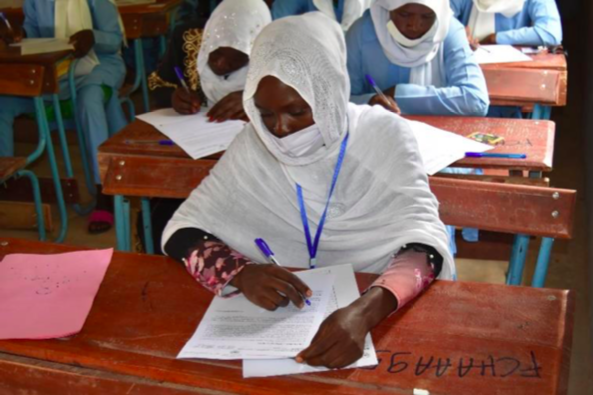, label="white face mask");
[386,19,438,48]
[273,123,325,158]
